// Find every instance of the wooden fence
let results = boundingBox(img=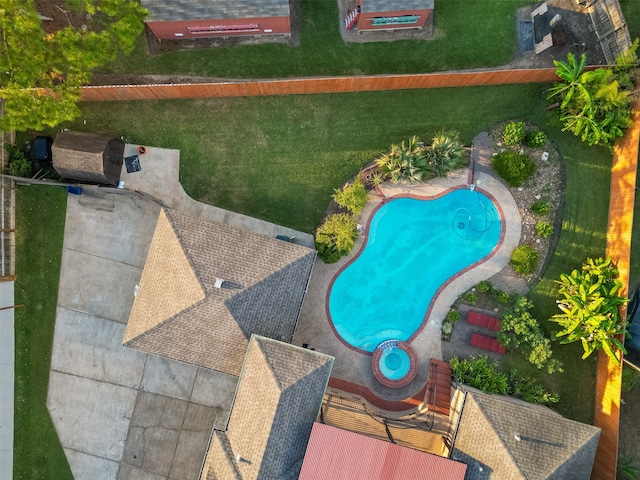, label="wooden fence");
[592,99,640,480]
[79,68,561,101]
